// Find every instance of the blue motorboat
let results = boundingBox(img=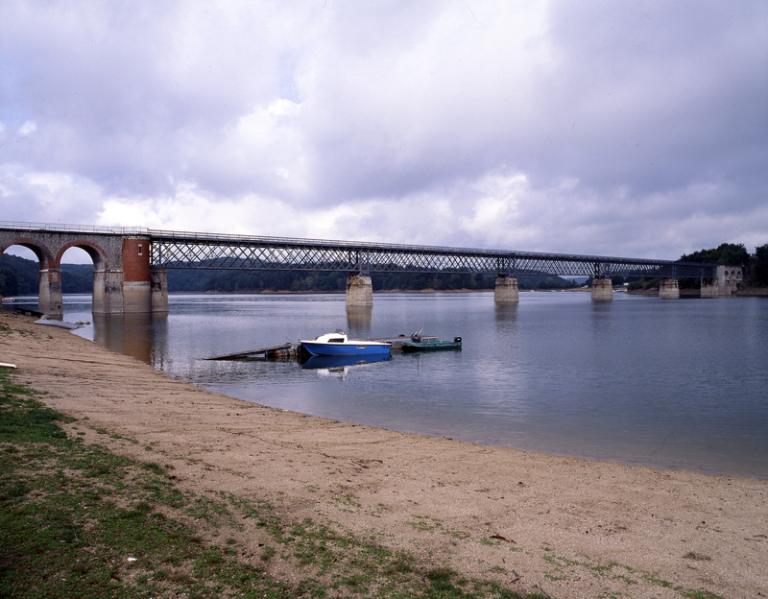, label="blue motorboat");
[299,332,391,357]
